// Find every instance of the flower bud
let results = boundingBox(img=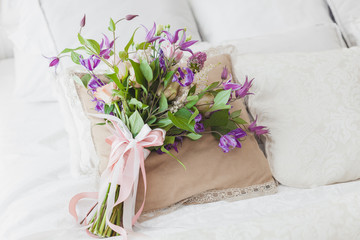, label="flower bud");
[125,14,138,21]
[221,66,228,80]
[156,85,164,96]
[196,93,214,112]
[80,14,86,27]
[164,82,180,101]
[156,24,164,36]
